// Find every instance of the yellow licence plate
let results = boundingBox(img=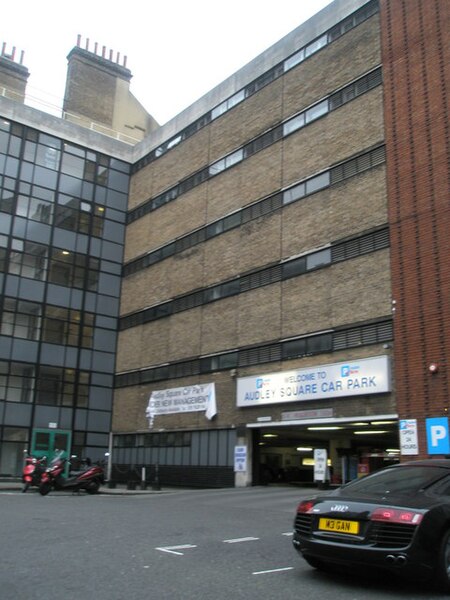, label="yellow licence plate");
[318,518,360,535]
